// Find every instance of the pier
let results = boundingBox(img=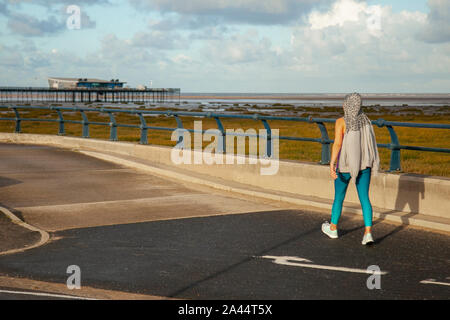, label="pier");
[0,87,181,104]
